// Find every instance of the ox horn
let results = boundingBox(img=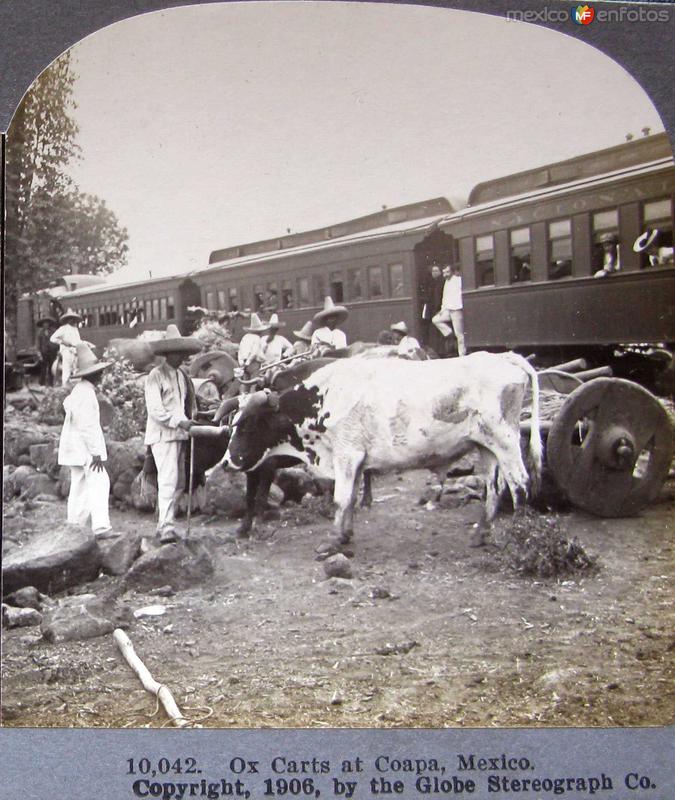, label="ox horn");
[213,396,241,423]
[236,389,279,423]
